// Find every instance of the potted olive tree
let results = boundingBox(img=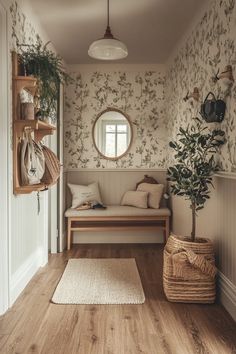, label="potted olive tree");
[18,39,72,122]
[163,117,225,303]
